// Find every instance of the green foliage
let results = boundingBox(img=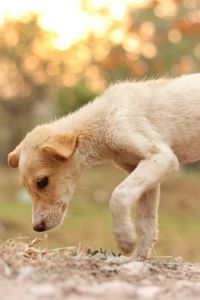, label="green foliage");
[1,2,200,164]
[56,80,97,116]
